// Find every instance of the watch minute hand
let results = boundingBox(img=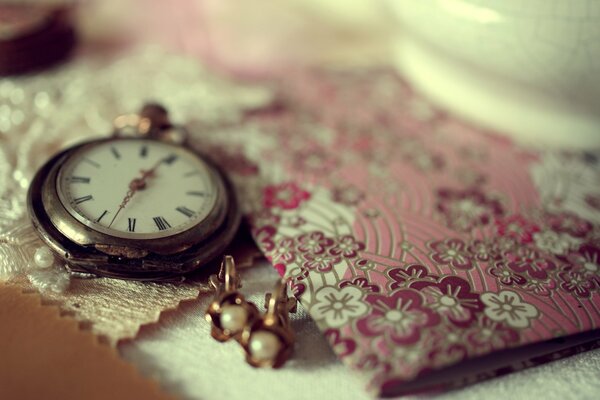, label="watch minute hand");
[106,157,167,228]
